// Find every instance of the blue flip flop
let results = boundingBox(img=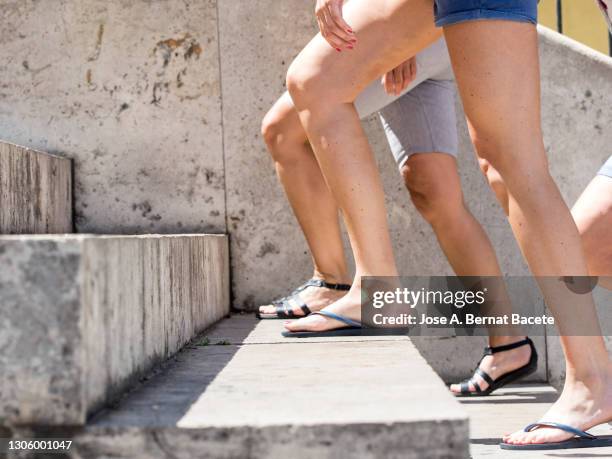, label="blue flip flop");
[281,310,401,338]
[500,421,612,450]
